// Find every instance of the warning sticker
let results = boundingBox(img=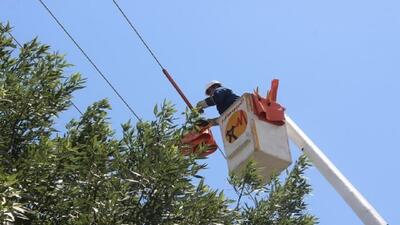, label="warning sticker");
[225,110,248,143]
